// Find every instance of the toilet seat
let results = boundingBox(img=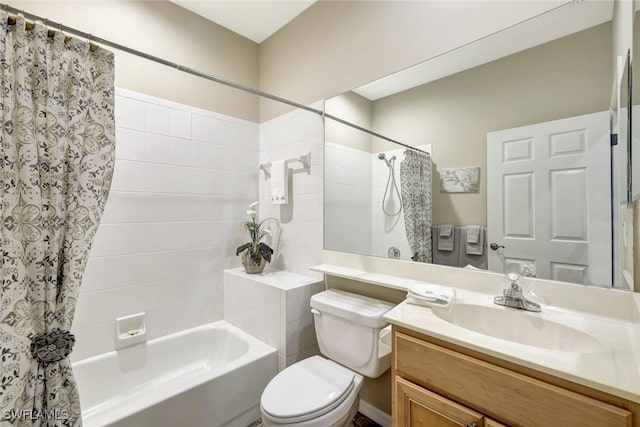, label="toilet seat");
[261,356,359,424]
